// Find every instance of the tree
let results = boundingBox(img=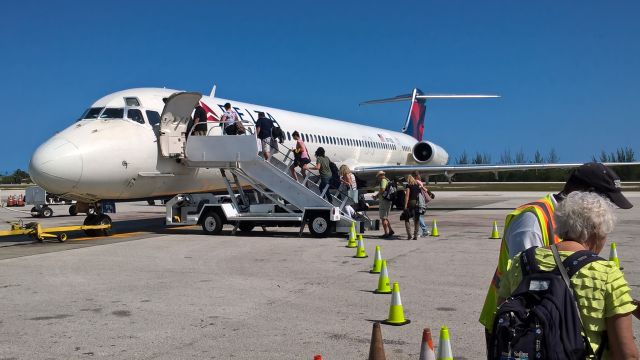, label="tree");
[547,148,559,163]
[499,149,513,164]
[533,150,544,164]
[515,148,526,164]
[456,150,469,165]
